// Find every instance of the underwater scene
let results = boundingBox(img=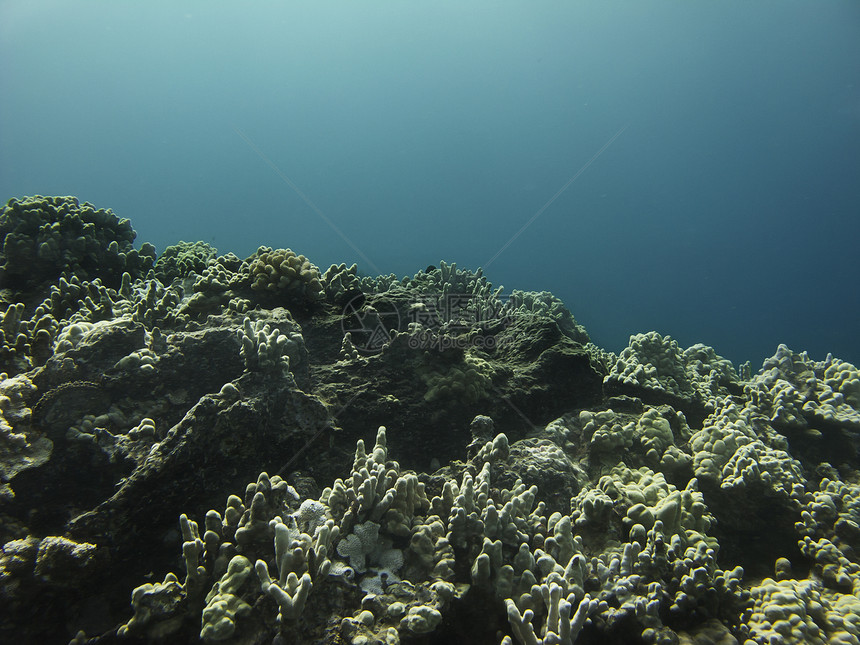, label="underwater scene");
[1,2,859,645]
